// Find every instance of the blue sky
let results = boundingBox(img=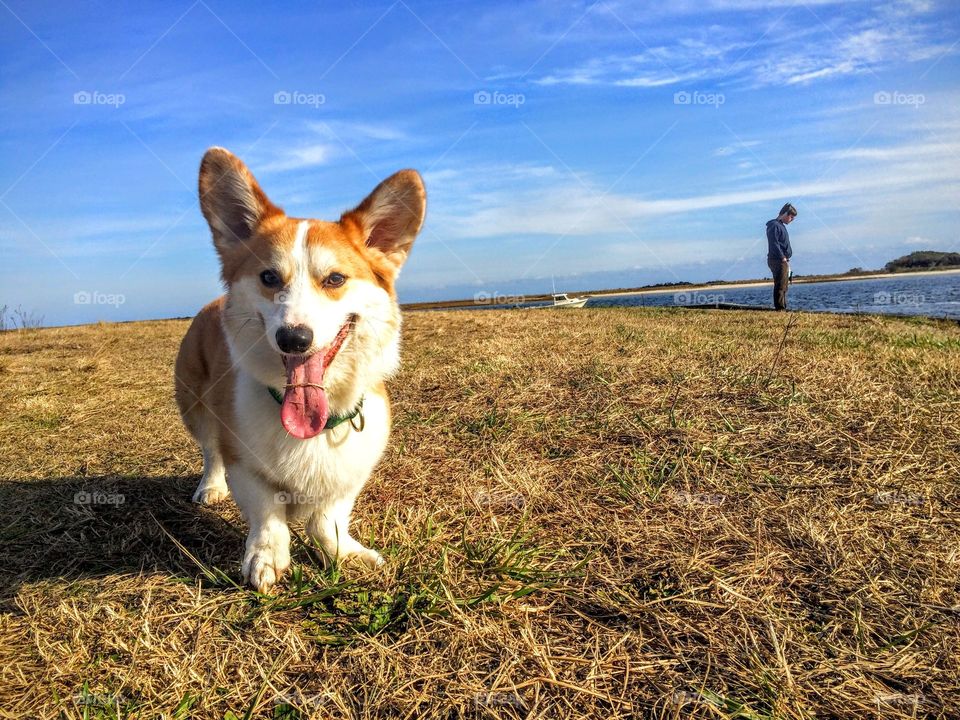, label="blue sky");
[2,0,958,325]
